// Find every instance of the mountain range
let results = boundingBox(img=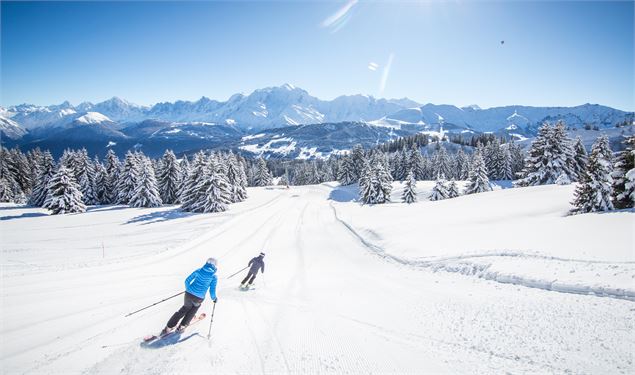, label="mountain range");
[1,84,632,158]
